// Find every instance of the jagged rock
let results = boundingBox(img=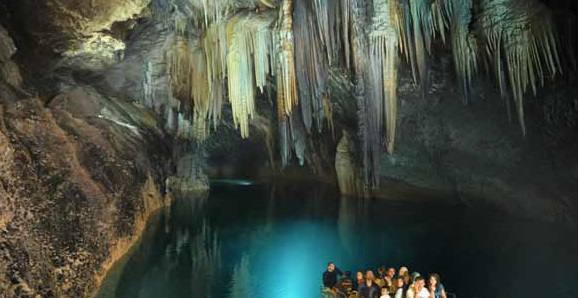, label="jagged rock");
[8,0,151,54]
[0,90,174,296]
[168,153,210,193]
